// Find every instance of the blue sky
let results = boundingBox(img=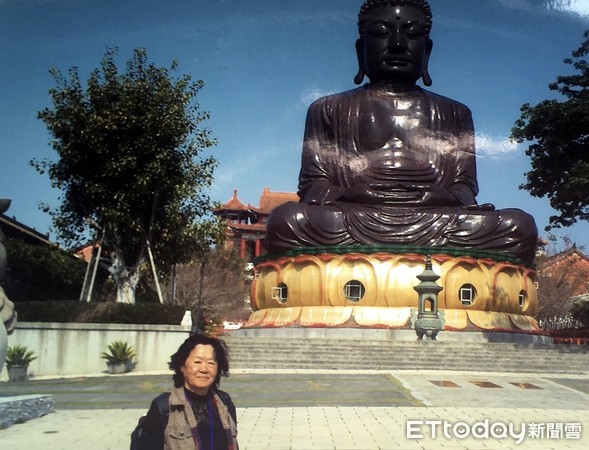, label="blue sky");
[1,0,589,250]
